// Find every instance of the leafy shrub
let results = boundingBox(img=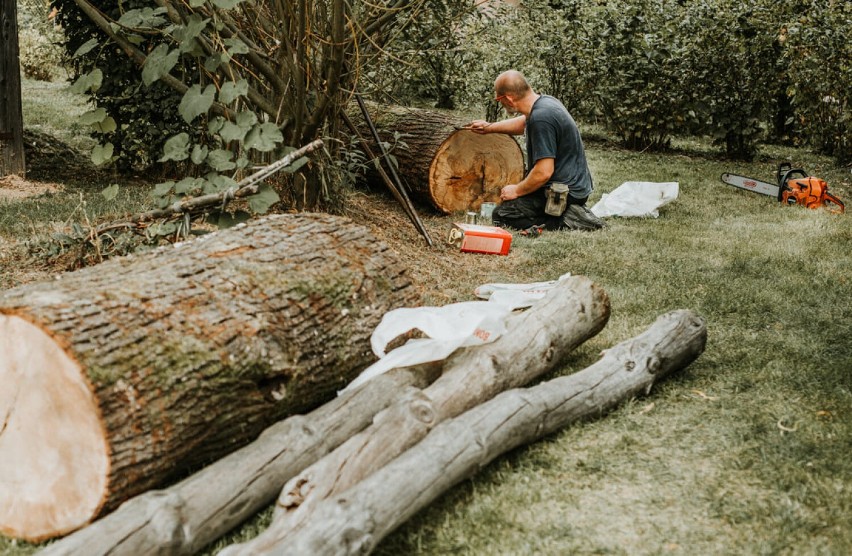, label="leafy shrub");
[18,27,65,81]
[52,0,192,173]
[783,1,852,164]
[679,0,784,160]
[581,0,692,151]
